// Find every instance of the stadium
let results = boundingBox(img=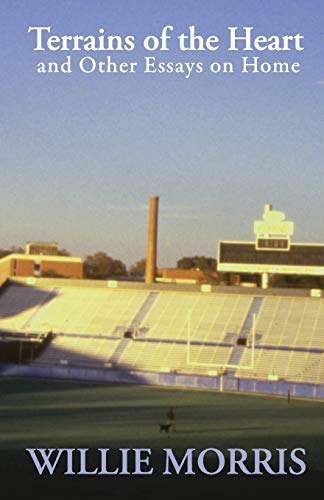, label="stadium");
[0,198,324,498]
[0,199,323,398]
